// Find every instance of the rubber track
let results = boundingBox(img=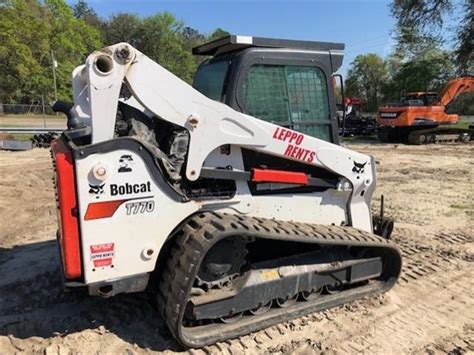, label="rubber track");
[156,212,402,348]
